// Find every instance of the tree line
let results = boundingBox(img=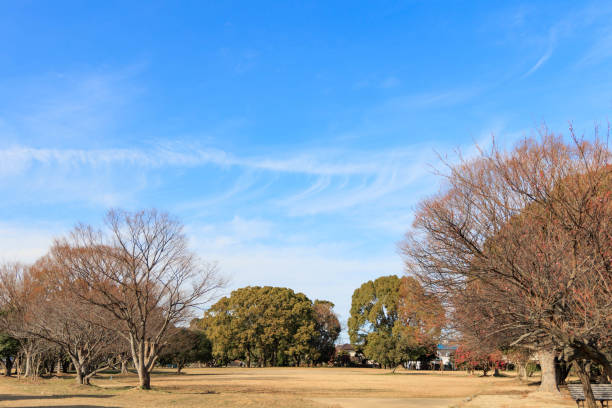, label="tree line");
[0,209,224,389]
